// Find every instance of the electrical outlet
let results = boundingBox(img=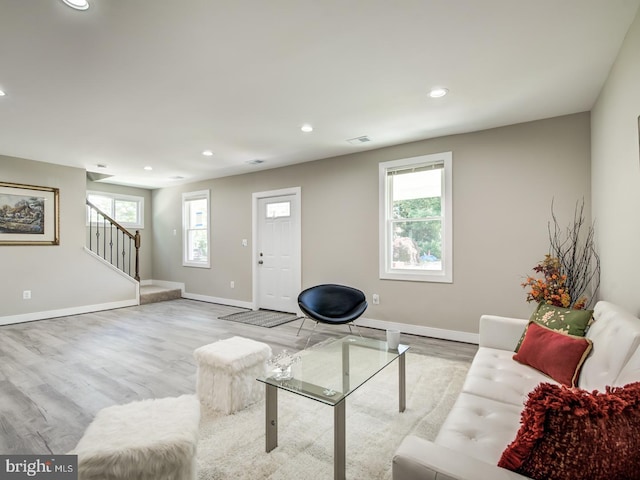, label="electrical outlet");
[230,281,235,289]
[23,290,31,300]
[372,293,380,305]
[241,239,248,247]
